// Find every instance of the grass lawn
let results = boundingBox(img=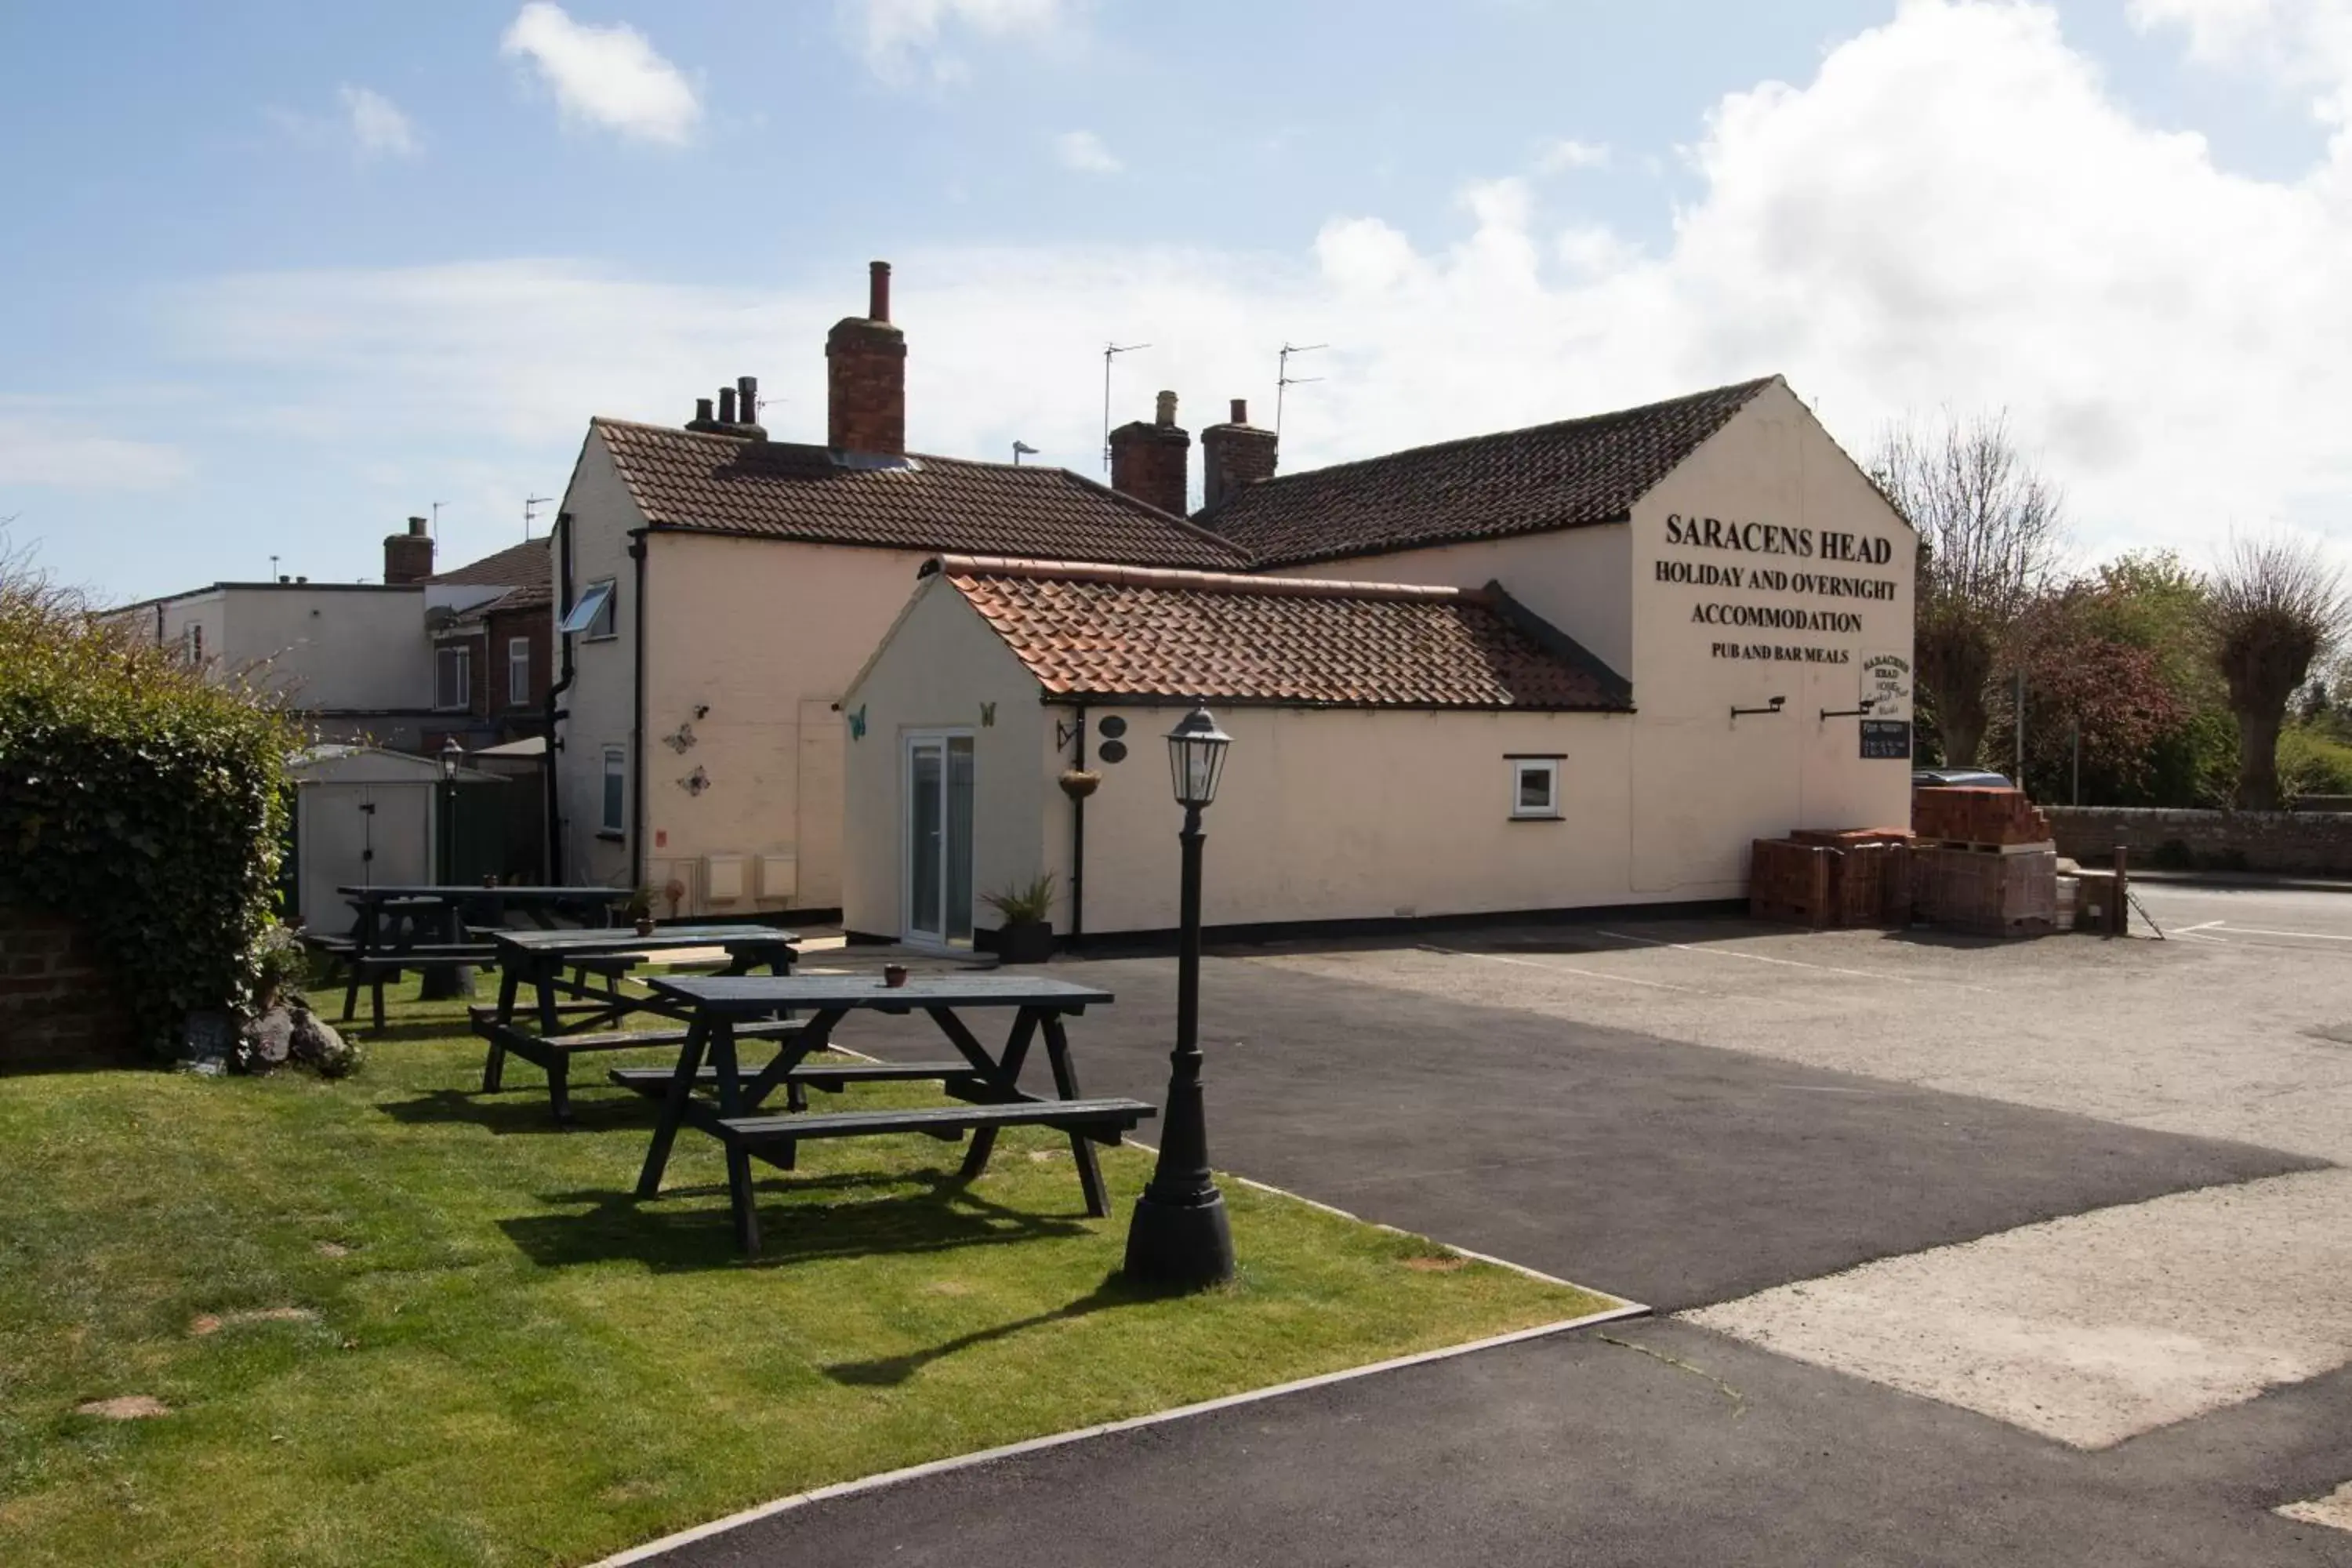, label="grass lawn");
[0,975,1613,1567]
